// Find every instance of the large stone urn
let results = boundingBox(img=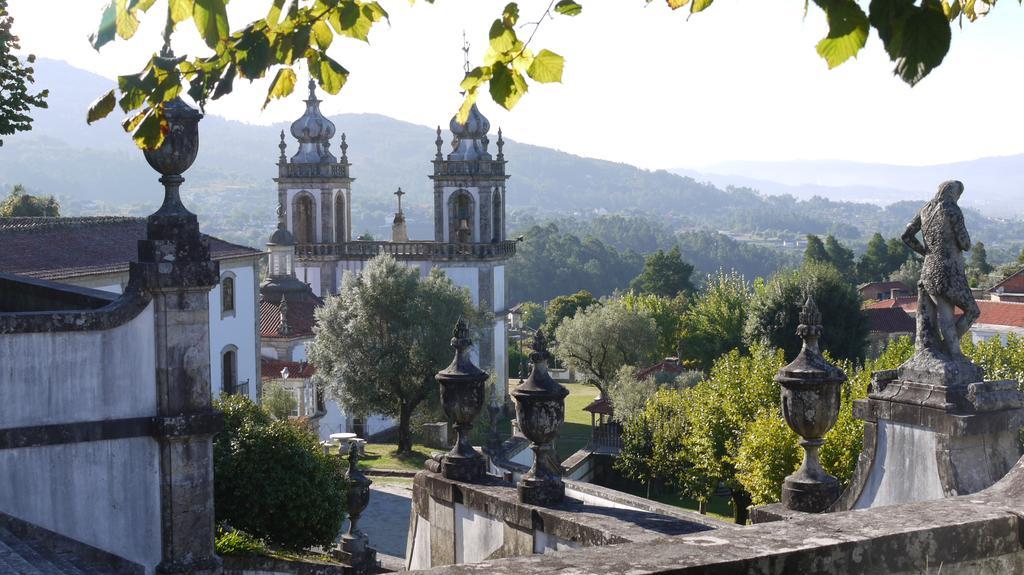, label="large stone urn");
[430,317,488,482]
[776,297,845,513]
[337,442,376,574]
[511,329,569,506]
